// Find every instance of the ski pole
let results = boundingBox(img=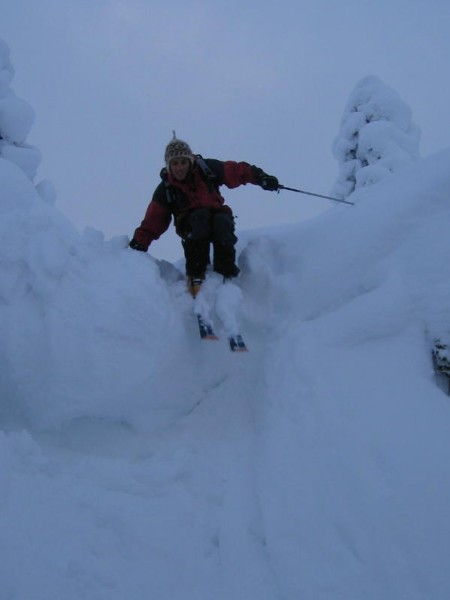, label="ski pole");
[278,185,354,206]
